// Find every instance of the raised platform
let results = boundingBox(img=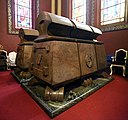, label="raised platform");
[11,71,113,118]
